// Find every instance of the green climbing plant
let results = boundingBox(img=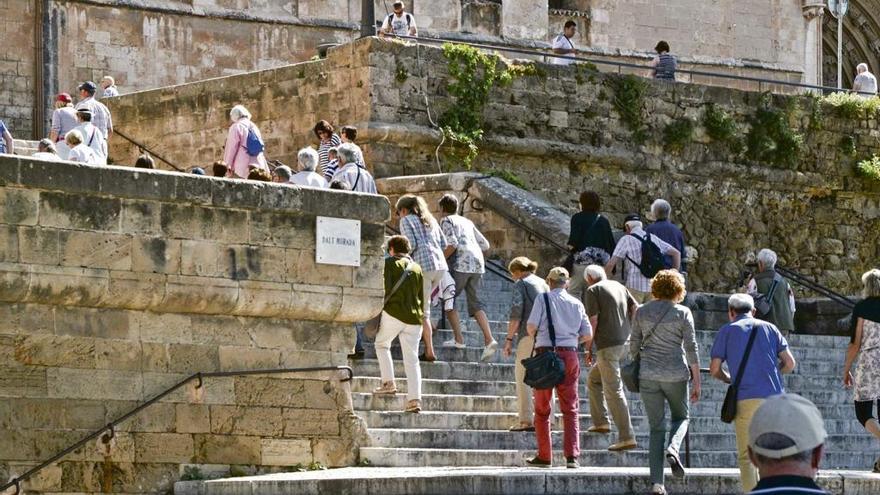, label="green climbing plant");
[662,117,695,153]
[856,155,880,181]
[839,135,857,156]
[744,95,803,169]
[820,92,880,120]
[703,103,742,153]
[439,43,541,168]
[485,168,528,189]
[604,74,649,143]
